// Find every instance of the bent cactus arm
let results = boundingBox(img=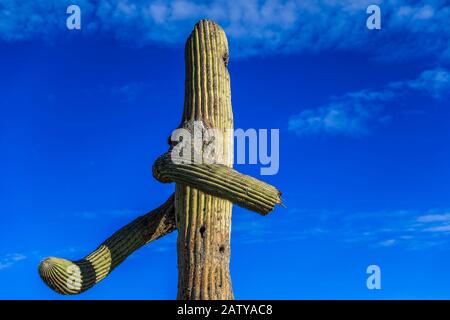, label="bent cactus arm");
[38,195,176,295]
[153,153,282,215]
